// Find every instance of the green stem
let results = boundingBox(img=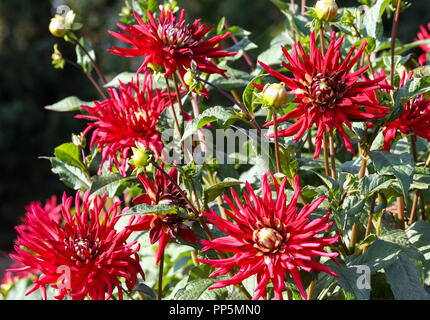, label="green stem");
[272,105,282,174]
[390,0,402,86]
[74,39,107,85]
